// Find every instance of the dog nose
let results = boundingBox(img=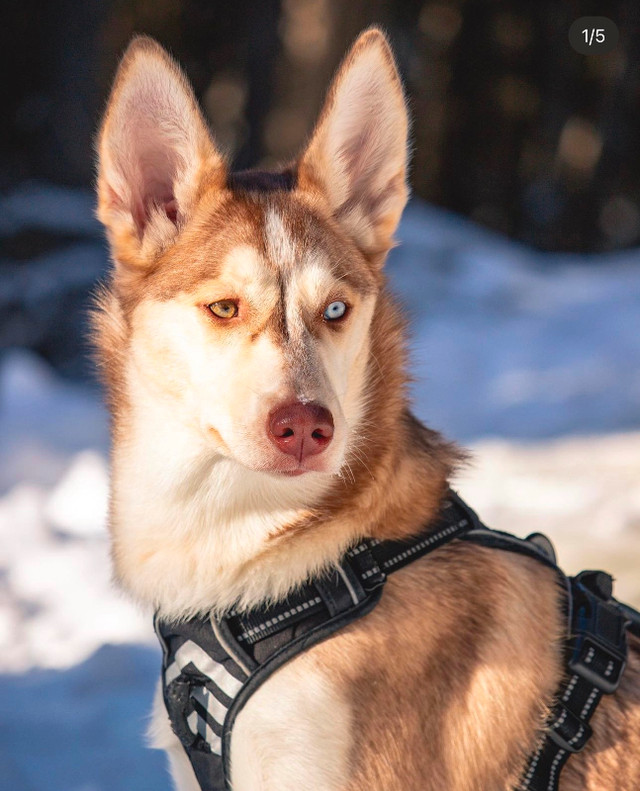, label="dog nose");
[268,402,334,461]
